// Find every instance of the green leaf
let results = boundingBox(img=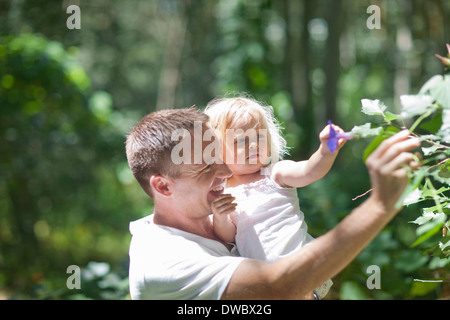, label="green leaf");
[421,144,441,156]
[410,206,446,225]
[439,237,450,253]
[431,75,450,109]
[422,178,436,198]
[350,123,383,138]
[419,75,443,95]
[394,250,428,272]
[438,160,450,179]
[384,111,402,121]
[362,127,400,163]
[410,215,433,225]
[411,281,440,296]
[437,127,450,143]
[429,255,450,268]
[363,134,385,163]
[411,213,446,247]
[361,99,386,116]
[396,167,427,208]
[423,236,450,259]
[419,75,450,109]
[419,111,443,134]
[400,95,435,118]
[403,188,423,206]
[339,281,369,300]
